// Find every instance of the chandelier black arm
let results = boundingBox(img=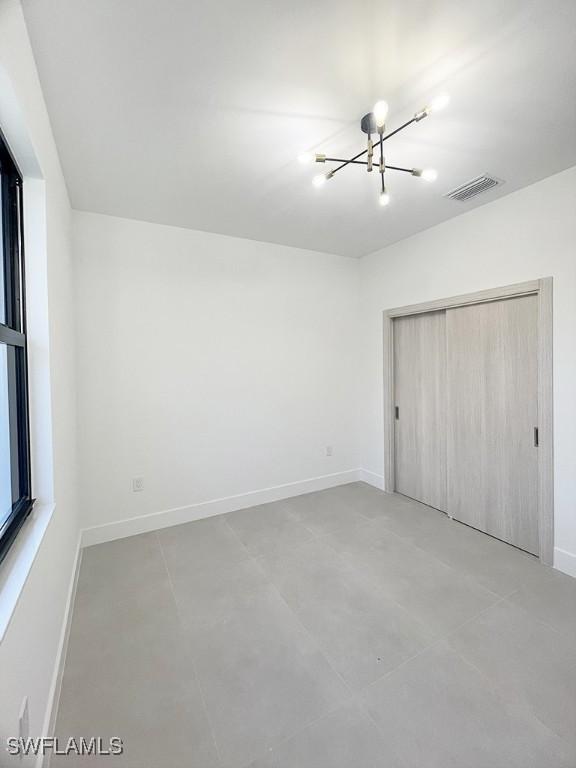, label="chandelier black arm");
[328,117,417,176]
[330,147,373,175]
[378,117,418,143]
[386,164,413,173]
[324,158,371,165]
[324,158,414,173]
